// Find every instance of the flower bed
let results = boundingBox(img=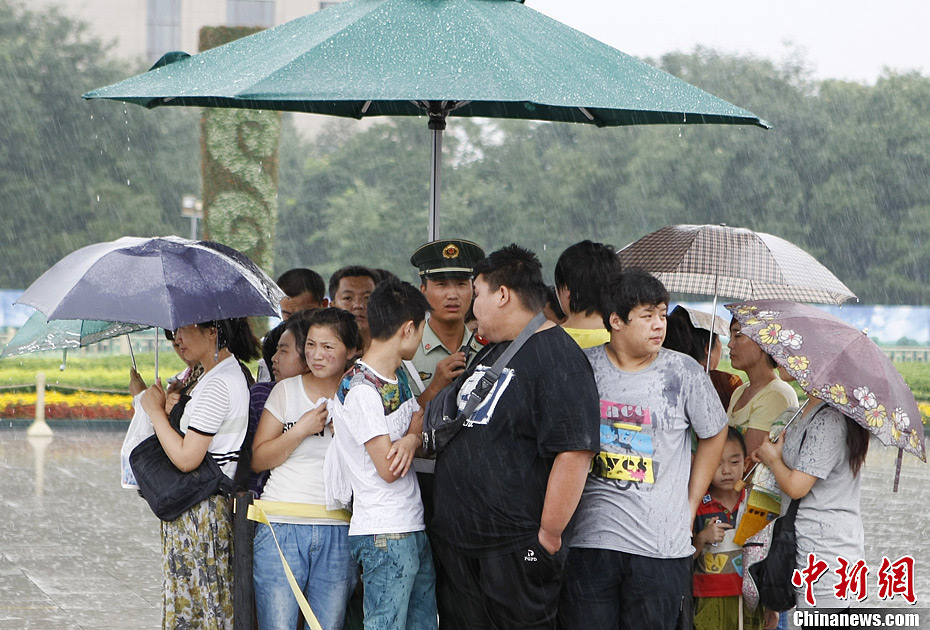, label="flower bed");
[0,390,133,421]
